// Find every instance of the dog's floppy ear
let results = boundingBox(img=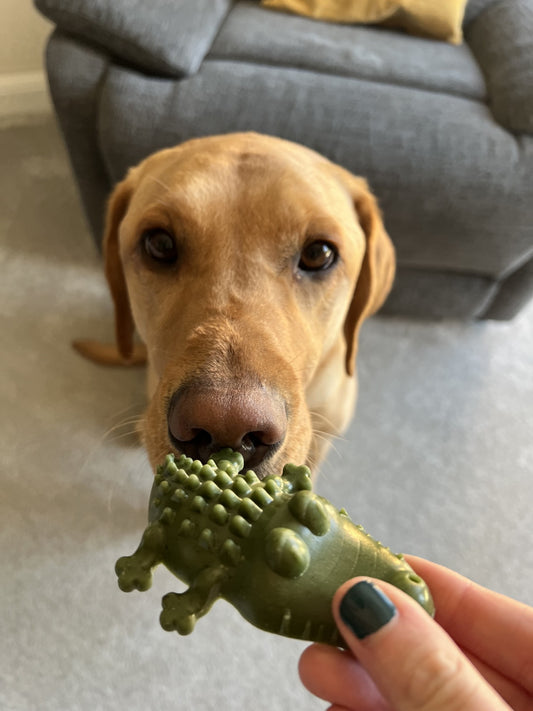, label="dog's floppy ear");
[103,176,136,362]
[332,167,396,376]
